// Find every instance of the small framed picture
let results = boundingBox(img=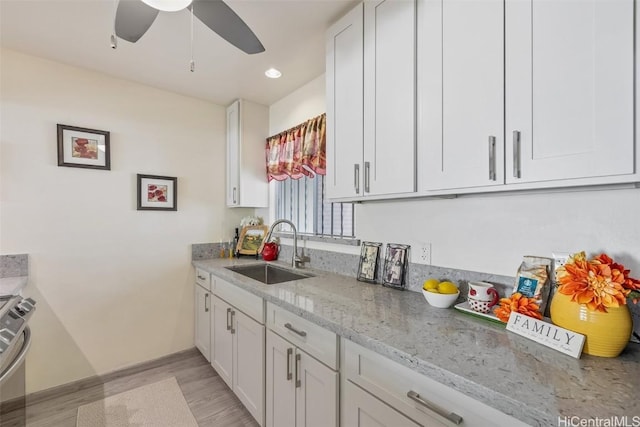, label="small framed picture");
[57,124,110,170]
[382,244,410,290]
[137,174,177,211]
[237,225,269,256]
[357,242,382,283]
